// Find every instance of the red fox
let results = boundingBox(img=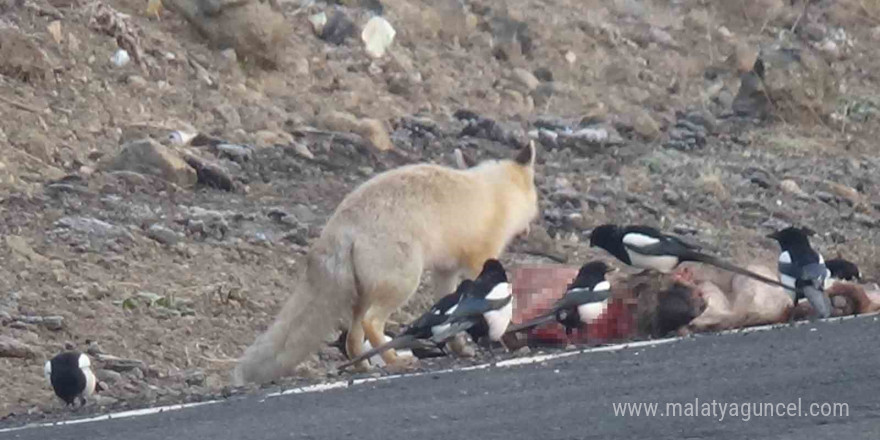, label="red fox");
[233,142,540,385]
